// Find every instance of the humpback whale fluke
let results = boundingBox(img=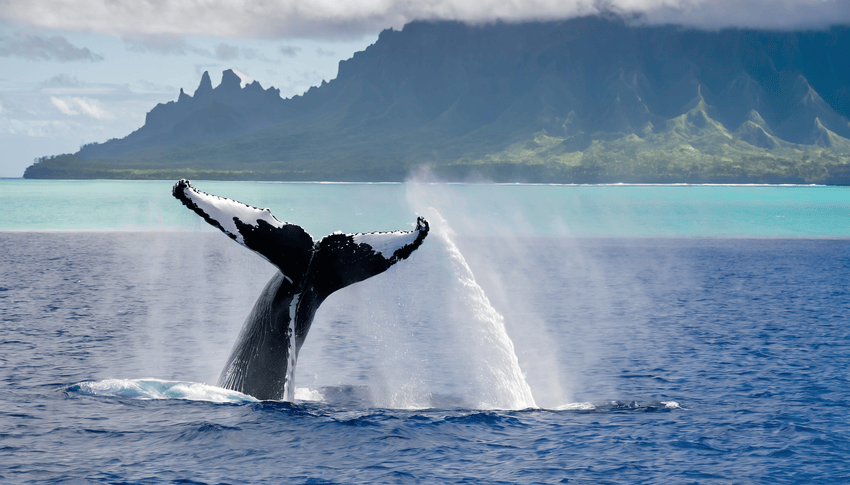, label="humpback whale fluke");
[172,179,429,401]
